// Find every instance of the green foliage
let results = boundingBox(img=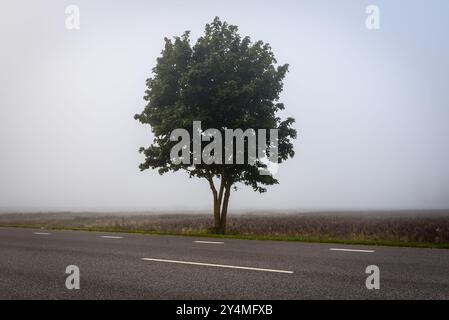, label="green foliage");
[135,17,296,194]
